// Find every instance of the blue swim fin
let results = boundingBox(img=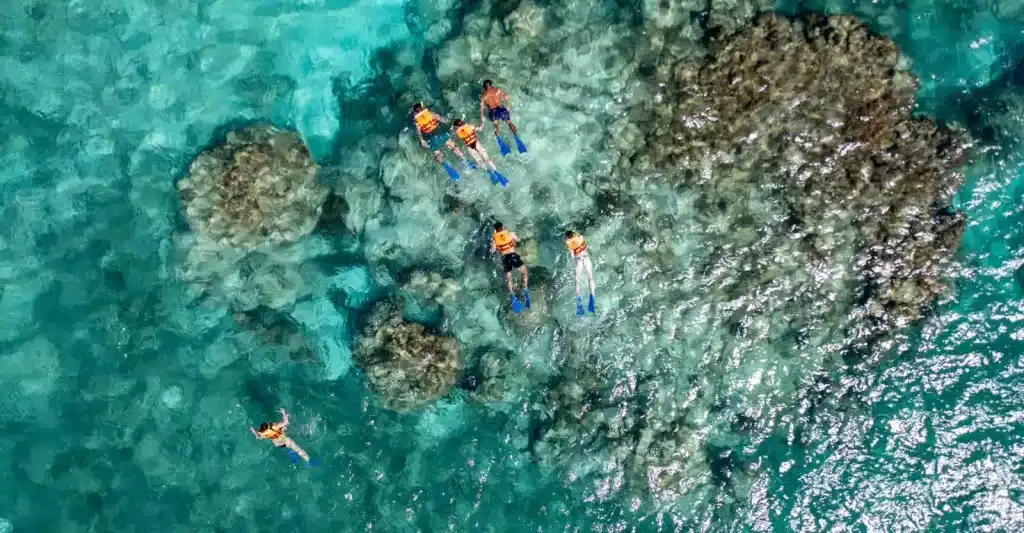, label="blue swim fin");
[511,294,524,314]
[588,294,596,314]
[489,170,509,187]
[496,135,512,156]
[443,162,460,181]
[576,296,585,317]
[287,450,302,464]
[466,159,478,170]
[515,135,527,154]
[523,288,531,309]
